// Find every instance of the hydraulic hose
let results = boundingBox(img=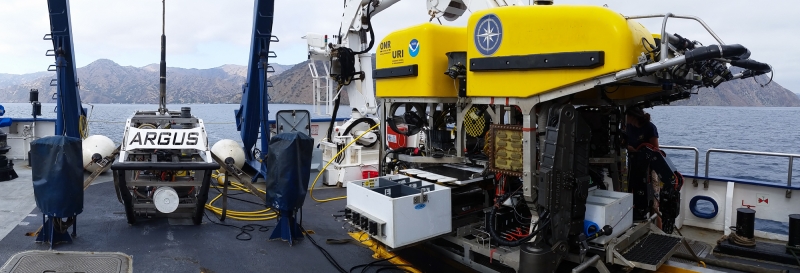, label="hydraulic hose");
[486,192,547,247]
[731,59,771,74]
[684,44,748,63]
[342,117,379,148]
[310,123,381,203]
[353,0,376,55]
